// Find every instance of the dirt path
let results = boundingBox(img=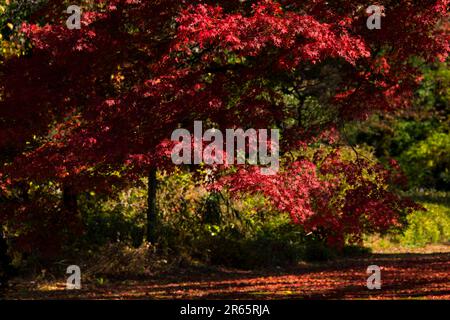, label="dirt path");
[3,252,450,300]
